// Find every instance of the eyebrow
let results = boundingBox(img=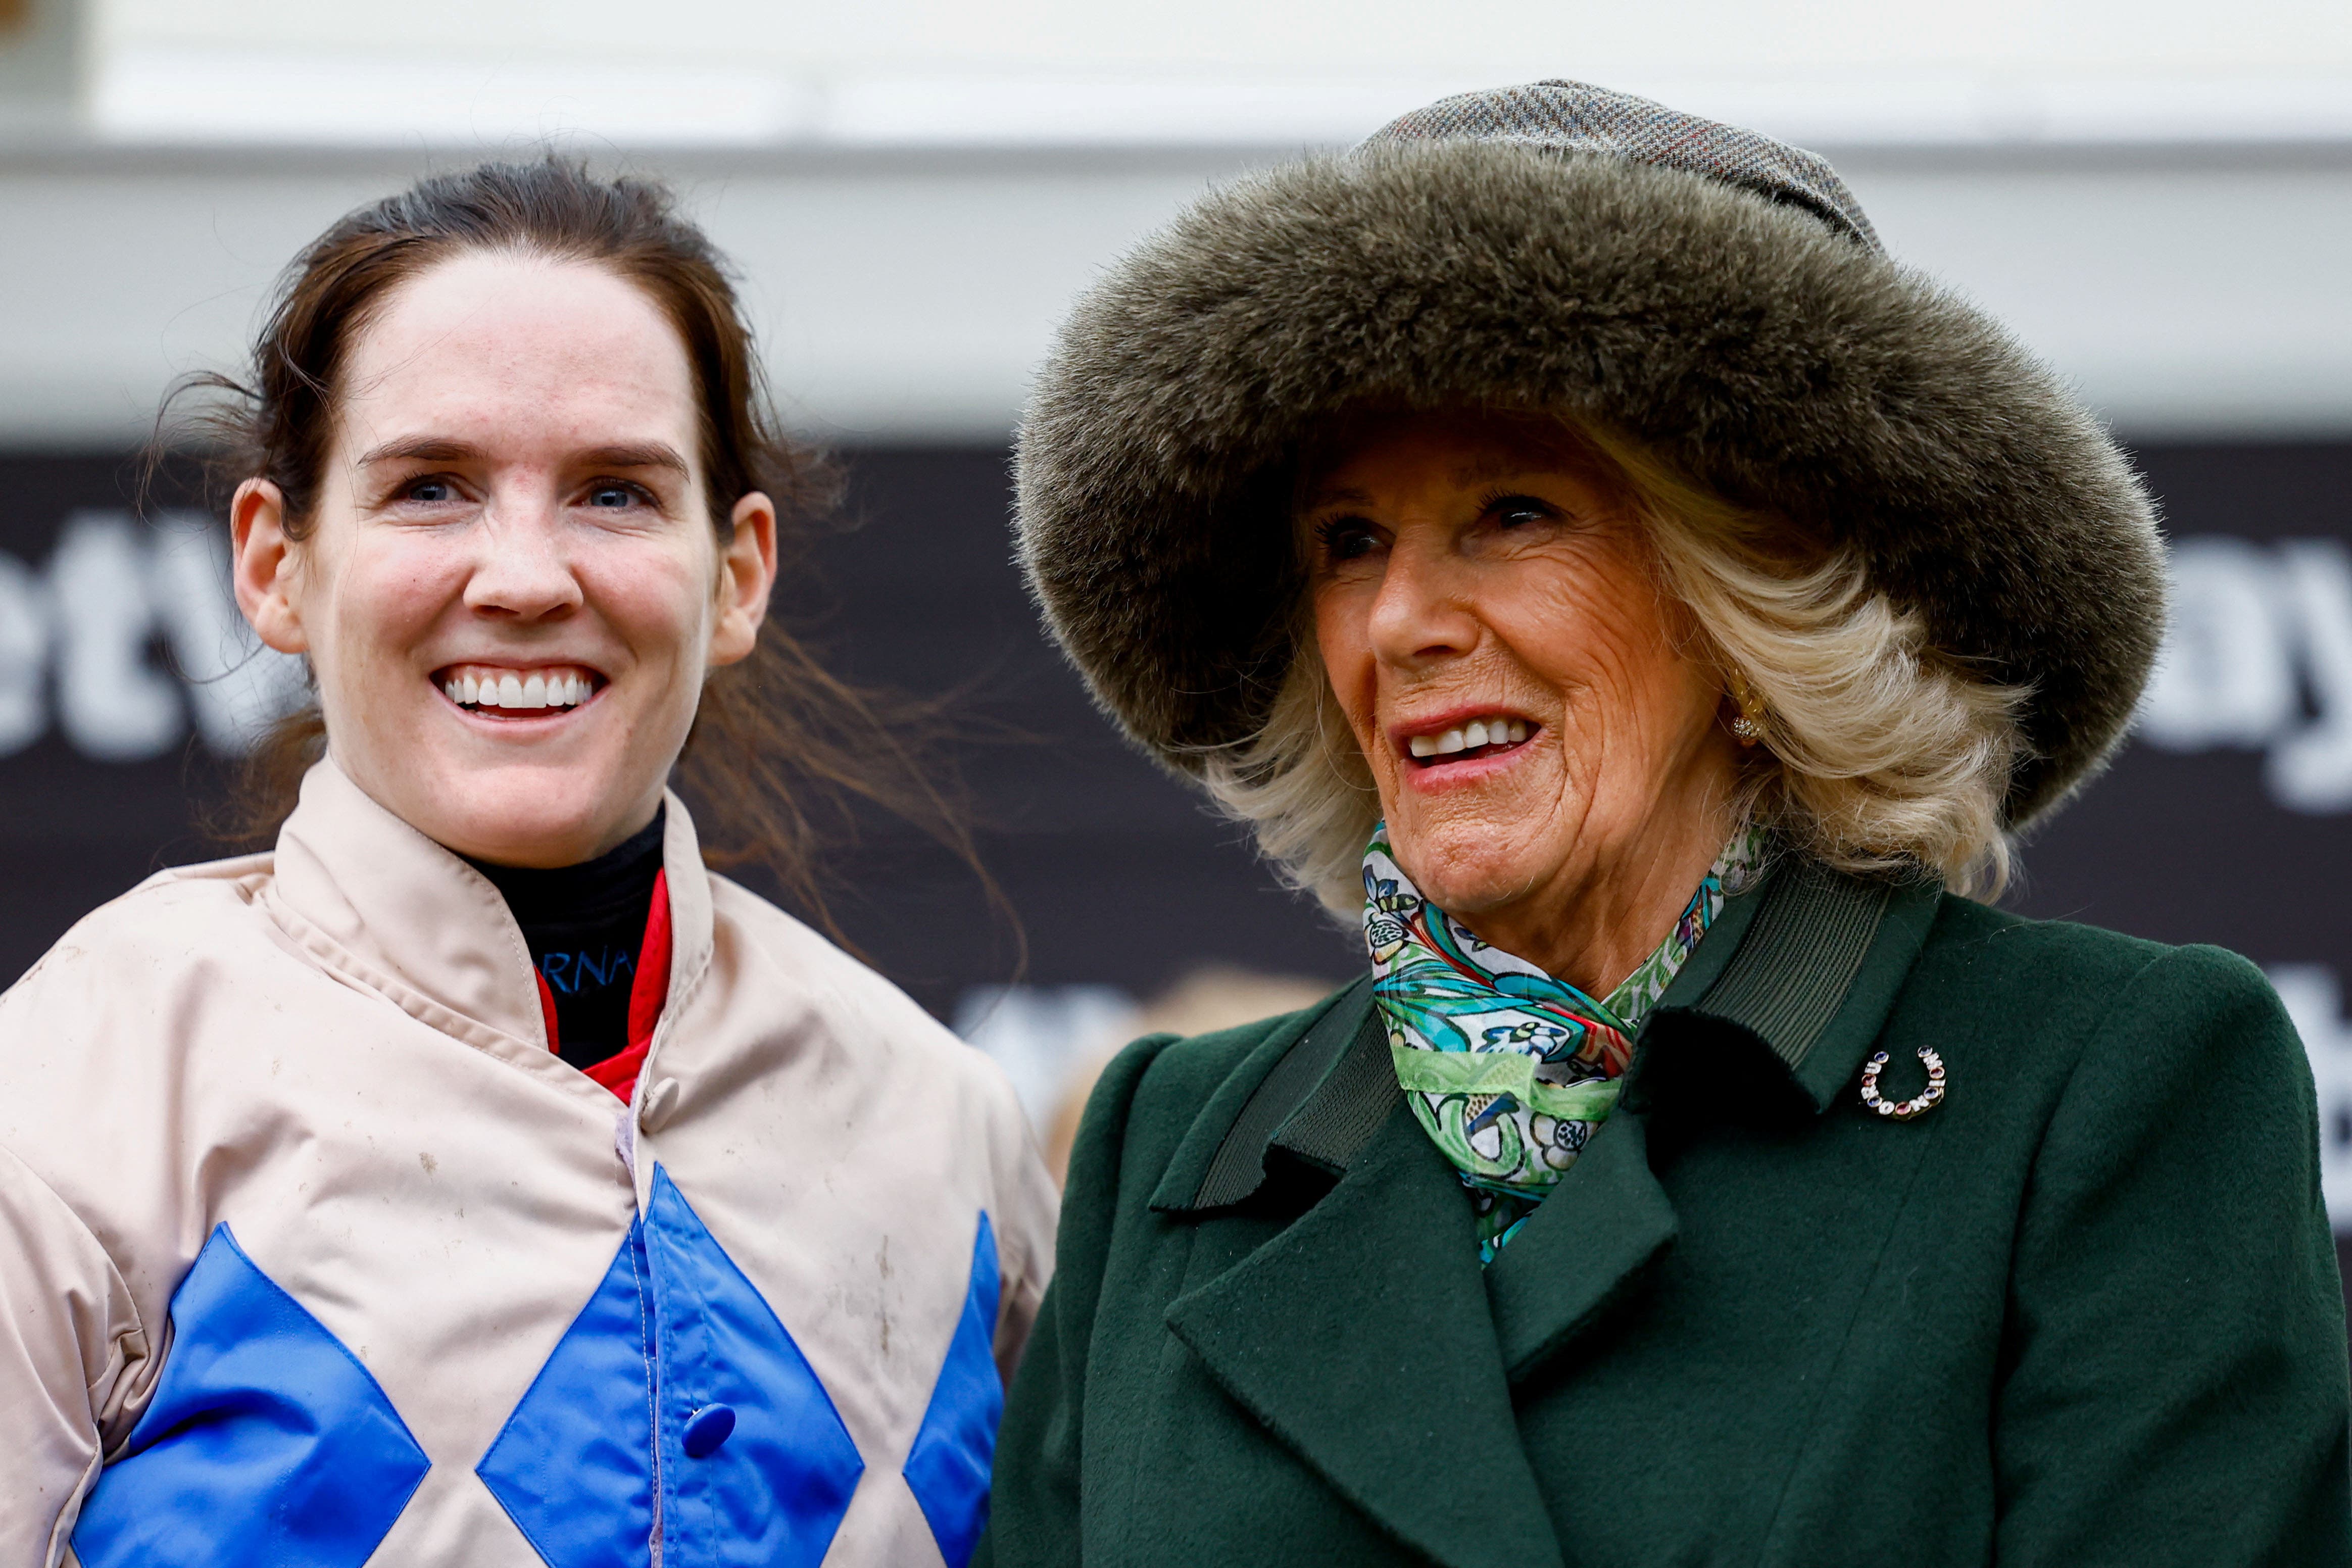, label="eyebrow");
[353,436,692,477]
[1445,454,1550,488]
[1299,459,1557,513]
[576,443,692,477]
[1300,484,1375,512]
[354,436,479,468]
